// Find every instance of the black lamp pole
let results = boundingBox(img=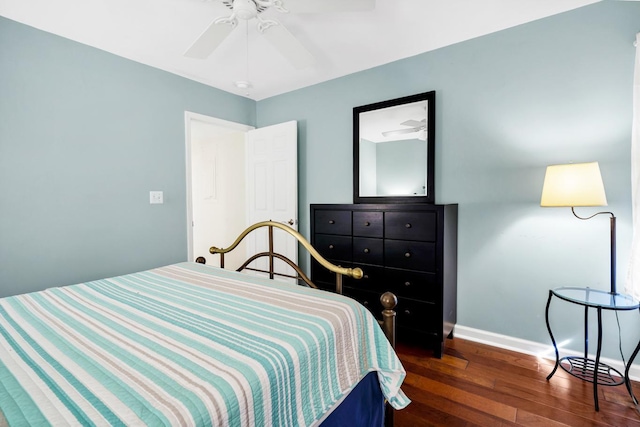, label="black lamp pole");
[572,207,617,295]
[610,214,616,295]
